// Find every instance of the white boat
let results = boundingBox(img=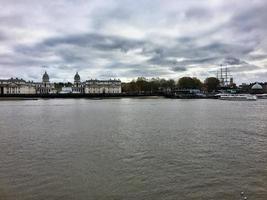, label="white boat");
[218,94,257,101]
[256,94,267,99]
